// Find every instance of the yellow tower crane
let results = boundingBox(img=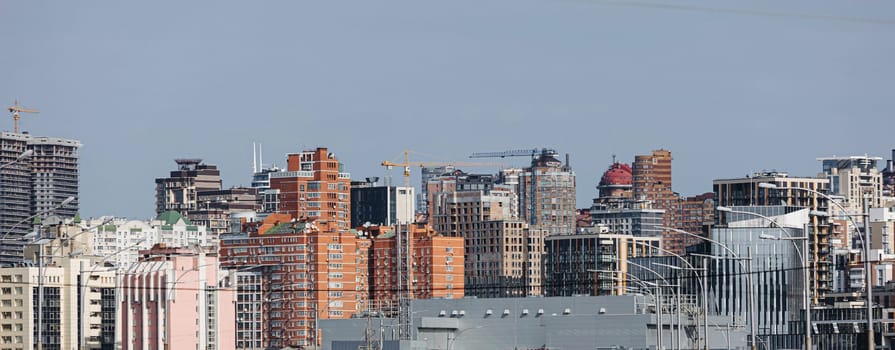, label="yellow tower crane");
[381,149,507,188]
[8,100,39,133]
